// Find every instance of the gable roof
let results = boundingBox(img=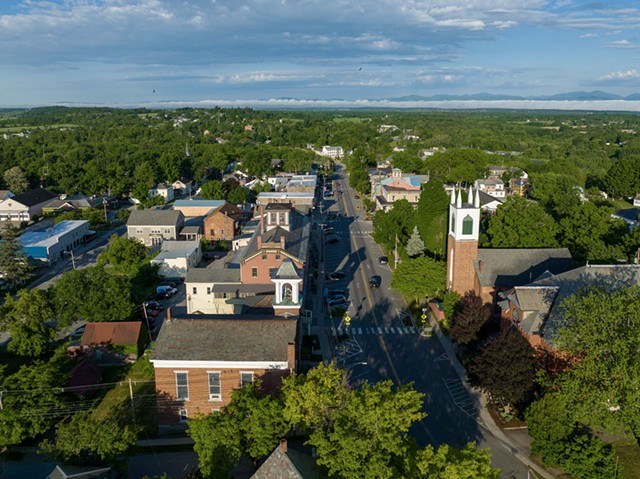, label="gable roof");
[174,199,226,208]
[152,318,297,362]
[8,188,57,207]
[475,248,573,288]
[127,209,183,227]
[81,322,143,346]
[252,441,320,479]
